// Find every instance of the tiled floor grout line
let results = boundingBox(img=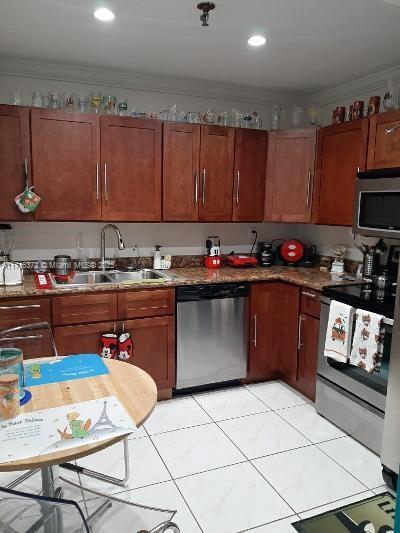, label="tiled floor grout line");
[146,431,206,533]
[237,514,300,533]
